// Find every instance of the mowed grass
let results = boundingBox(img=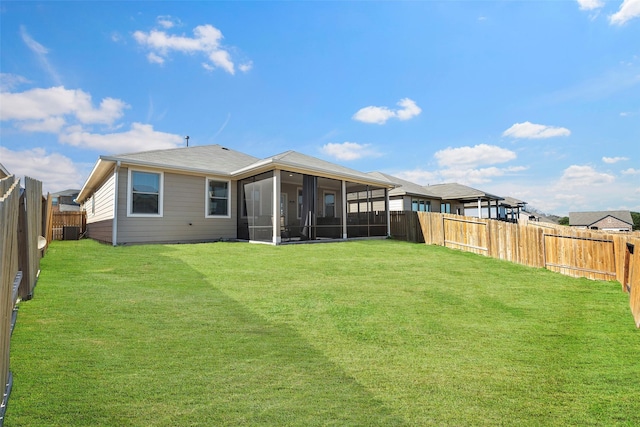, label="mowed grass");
[7,239,640,426]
